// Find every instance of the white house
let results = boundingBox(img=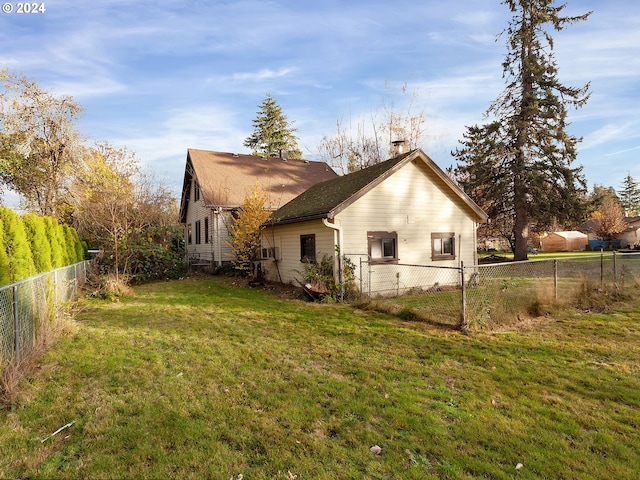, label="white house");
[619,216,640,249]
[260,149,488,293]
[178,149,338,266]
